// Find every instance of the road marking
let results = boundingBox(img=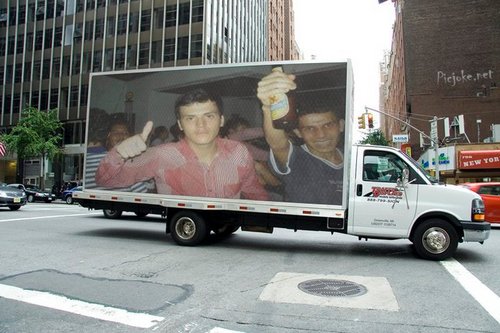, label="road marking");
[0,212,102,223]
[0,283,164,328]
[441,258,500,324]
